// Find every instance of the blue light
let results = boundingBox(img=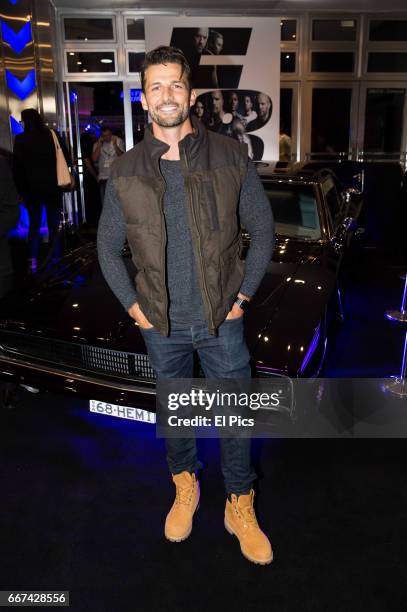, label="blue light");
[10,115,24,135]
[8,0,18,4]
[299,323,321,375]
[1,20,32,54]
[130,88,142,103]
[120,89,142,103]
[6,68,36,100]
